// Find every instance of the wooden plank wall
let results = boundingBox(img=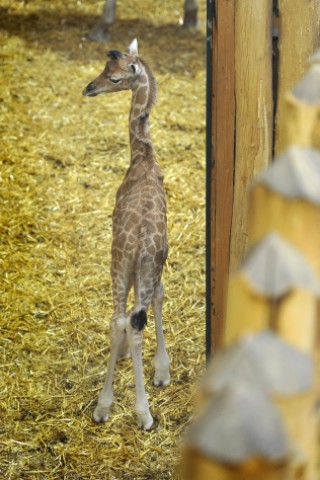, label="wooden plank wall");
[208,0,320,353]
